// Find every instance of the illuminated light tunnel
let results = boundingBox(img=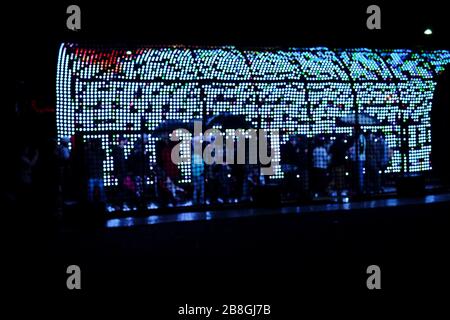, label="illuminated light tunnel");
[56,43,450,187]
